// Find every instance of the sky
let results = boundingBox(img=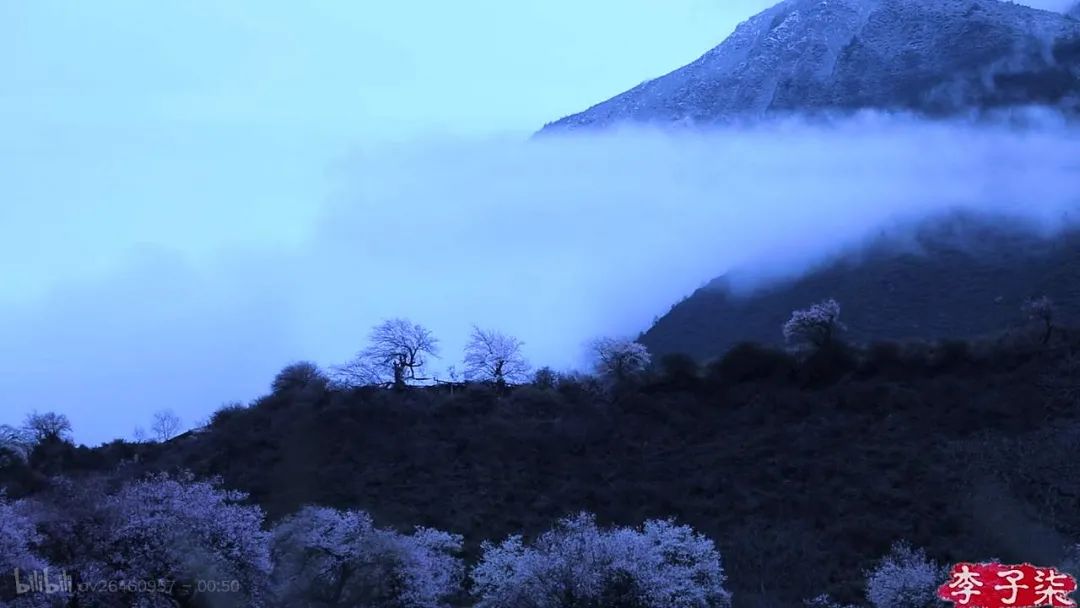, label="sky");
[2,0,1079,444]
